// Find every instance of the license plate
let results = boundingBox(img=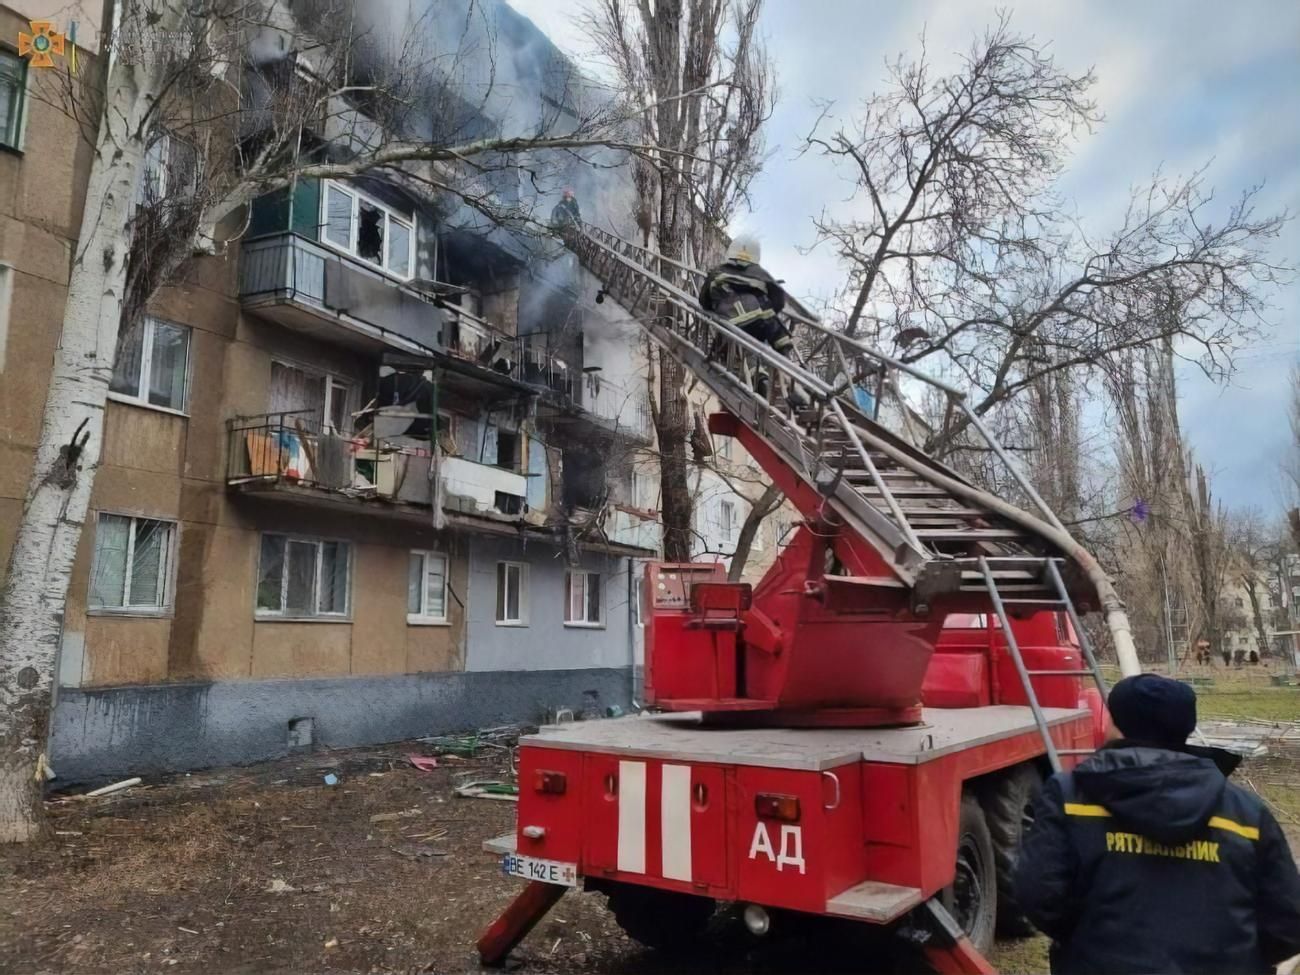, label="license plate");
[502,853,579,887]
